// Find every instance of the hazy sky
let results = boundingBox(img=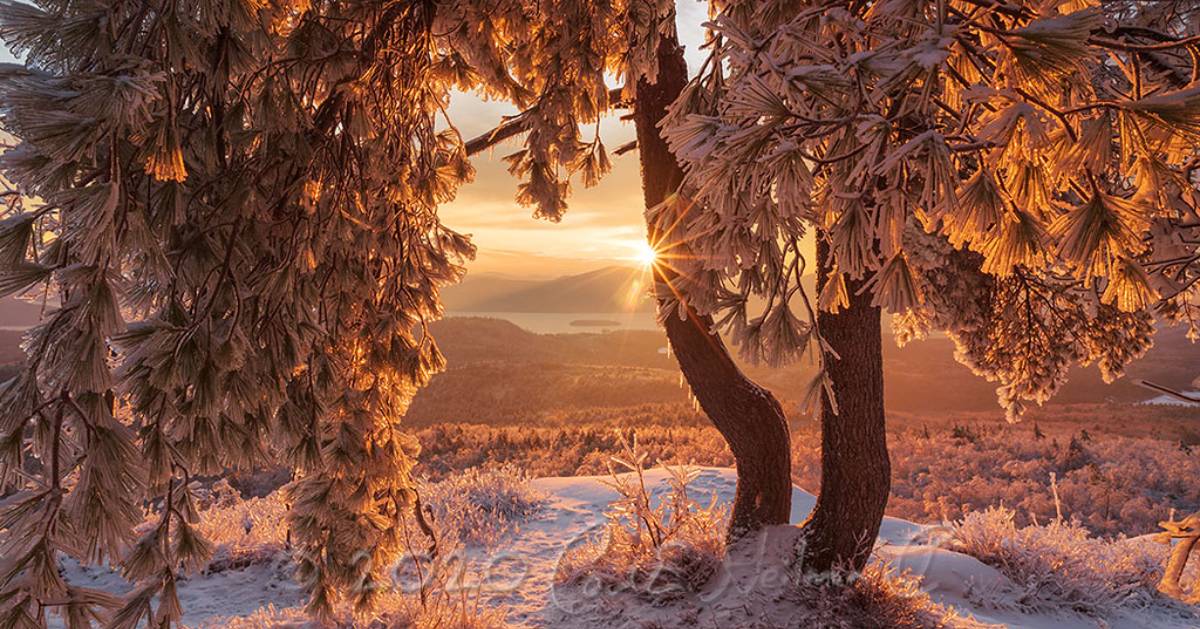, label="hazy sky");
[0,4,711,279]
[445,4,710,278]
